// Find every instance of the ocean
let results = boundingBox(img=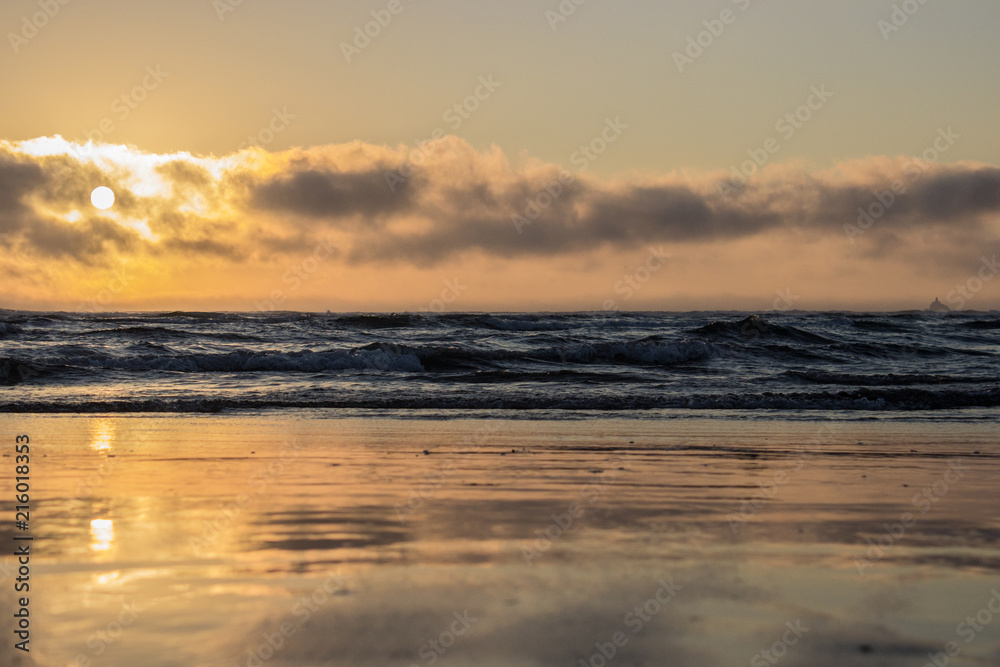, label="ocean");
[1,310,998,416]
